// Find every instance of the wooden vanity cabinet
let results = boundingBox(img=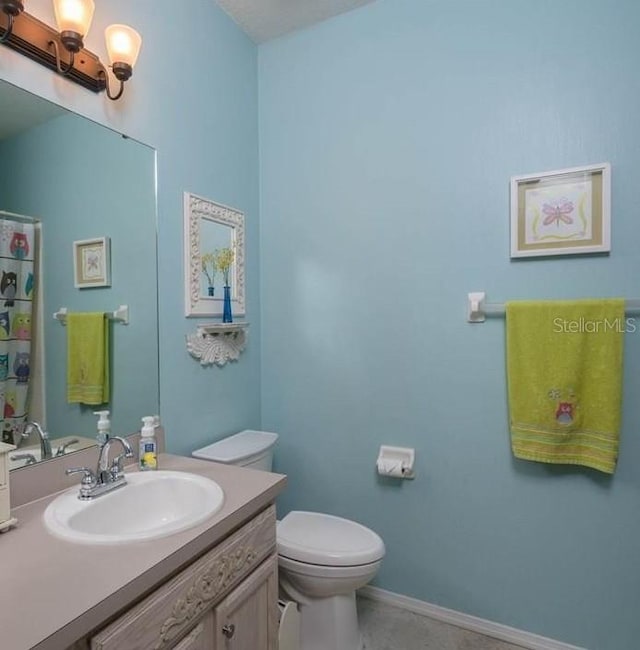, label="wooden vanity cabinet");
[164,555,277,650]
[170,611,215,650]
[89,505,278,650]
